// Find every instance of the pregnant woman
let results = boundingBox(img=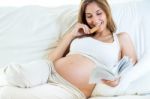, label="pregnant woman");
[49,0,137,98]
